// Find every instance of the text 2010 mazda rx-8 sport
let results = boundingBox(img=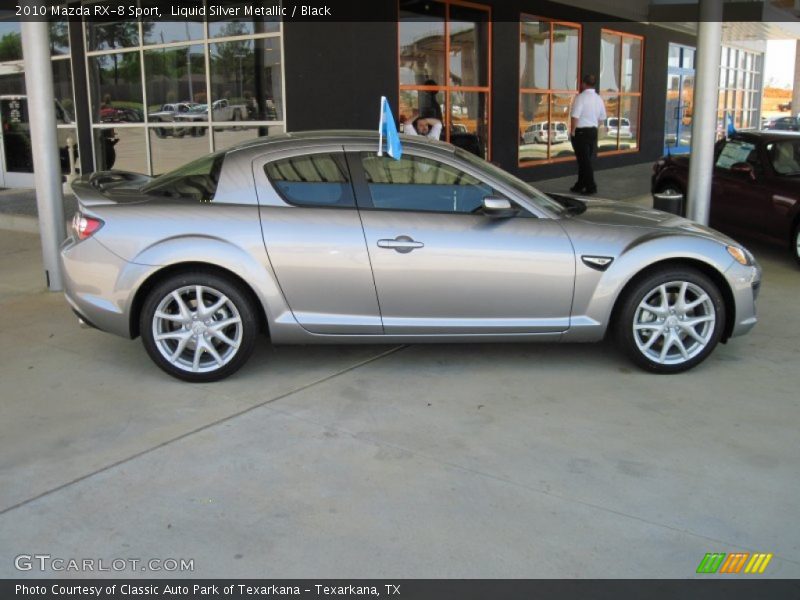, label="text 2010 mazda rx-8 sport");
[60,131,761,382]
